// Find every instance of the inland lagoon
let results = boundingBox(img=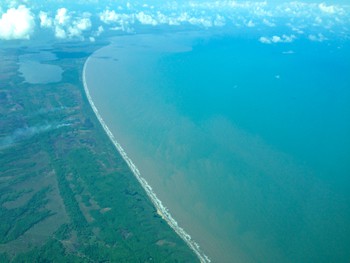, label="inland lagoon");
[84,33,350,262]
[18,51,63,84]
